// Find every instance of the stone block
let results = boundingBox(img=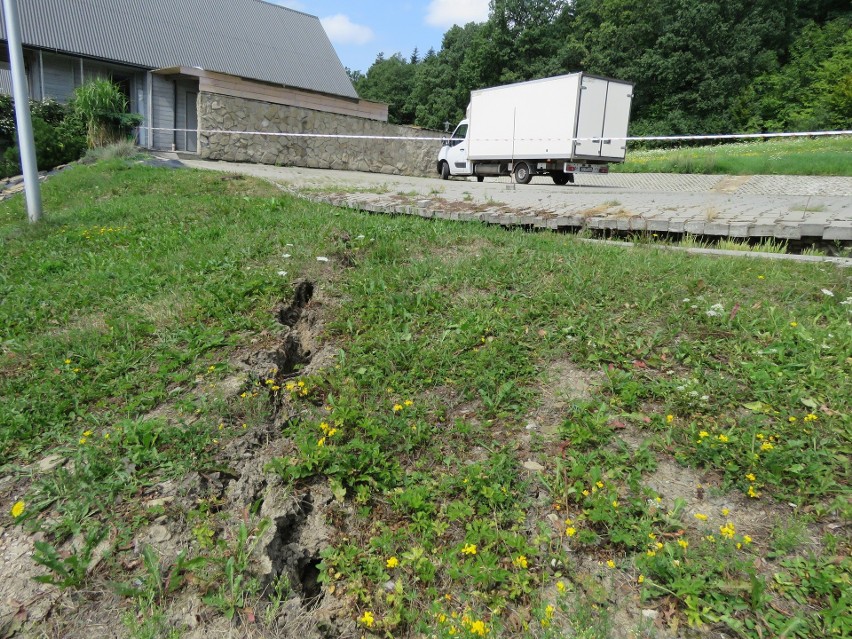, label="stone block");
[704,222,730,236]
[775,224,802,240]
[823,223,852,241]
[728,223,751,237]
[798,223,826,237]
